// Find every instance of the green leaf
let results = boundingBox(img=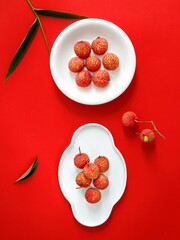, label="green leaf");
[5,18,39,80]
[35,9,88,19]
[15,157,38,182]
